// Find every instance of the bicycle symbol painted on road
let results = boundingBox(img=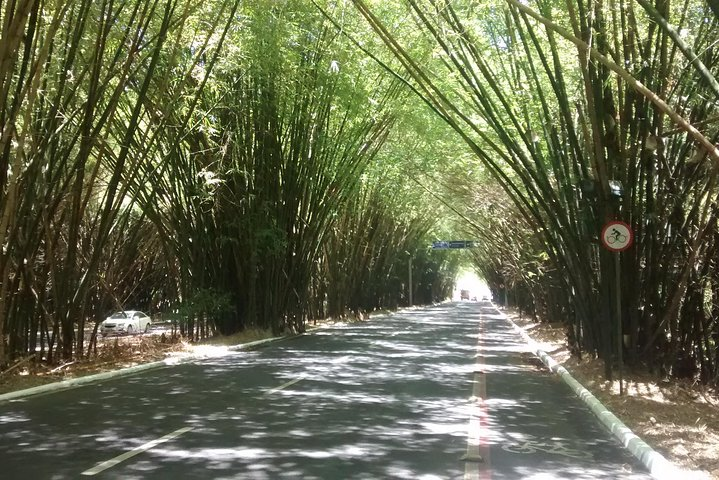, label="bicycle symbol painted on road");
[501,436,593,460]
